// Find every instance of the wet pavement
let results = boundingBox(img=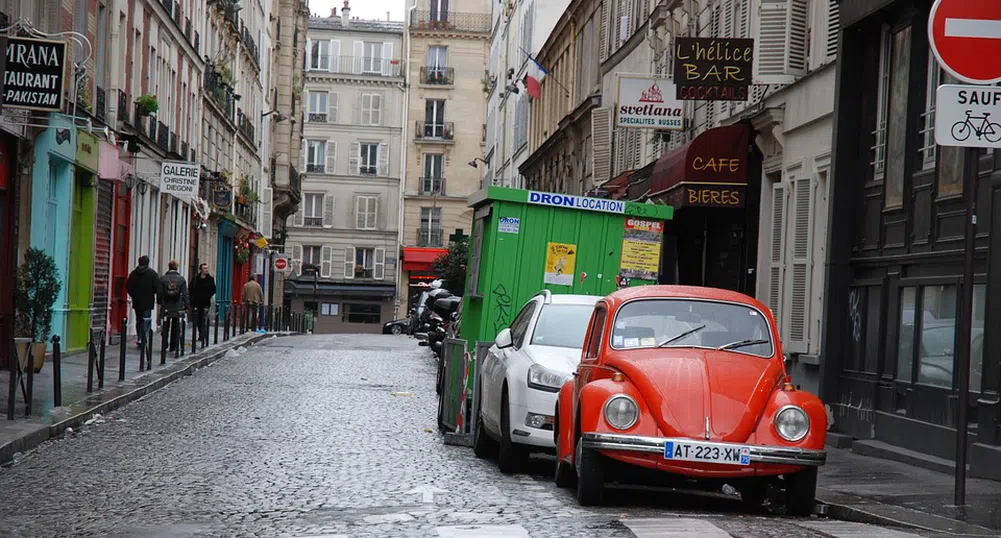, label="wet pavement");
[0,334,993,537]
